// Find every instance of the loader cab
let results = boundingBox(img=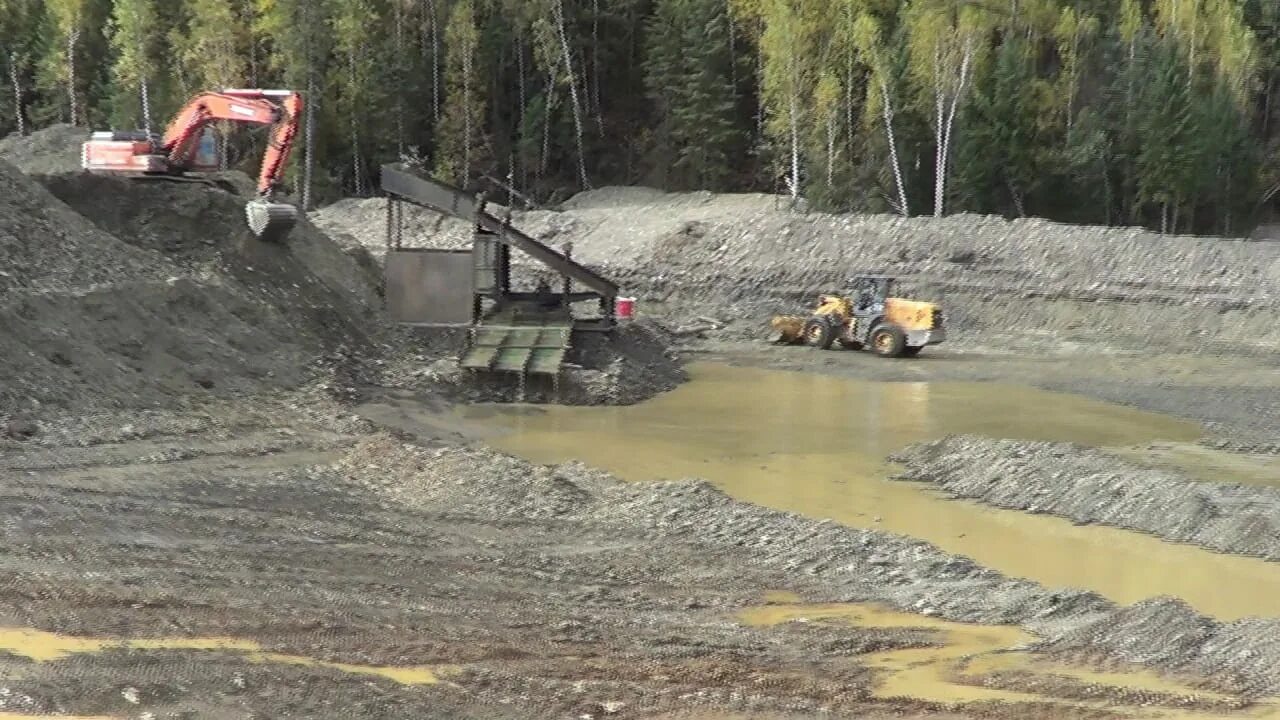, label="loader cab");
[851,275,894,315]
